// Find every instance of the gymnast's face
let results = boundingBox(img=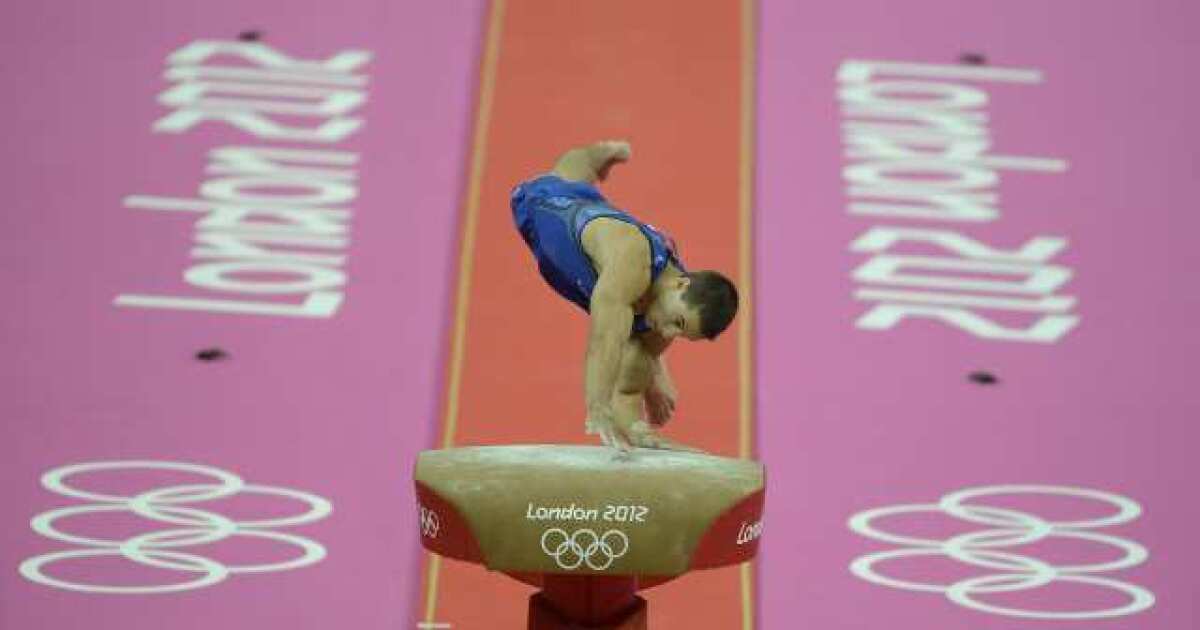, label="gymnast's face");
[648,277,703,341]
